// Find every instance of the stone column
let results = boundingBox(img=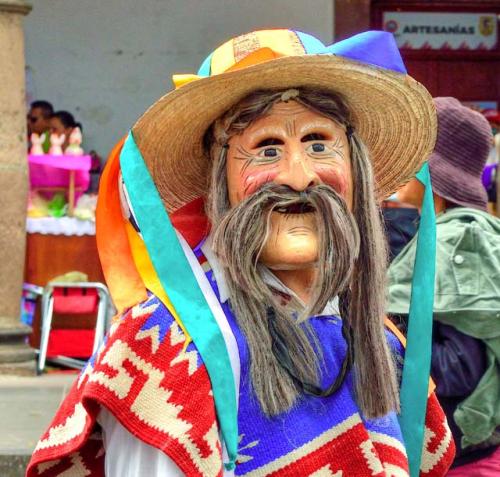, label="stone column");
[0,0,34,375]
